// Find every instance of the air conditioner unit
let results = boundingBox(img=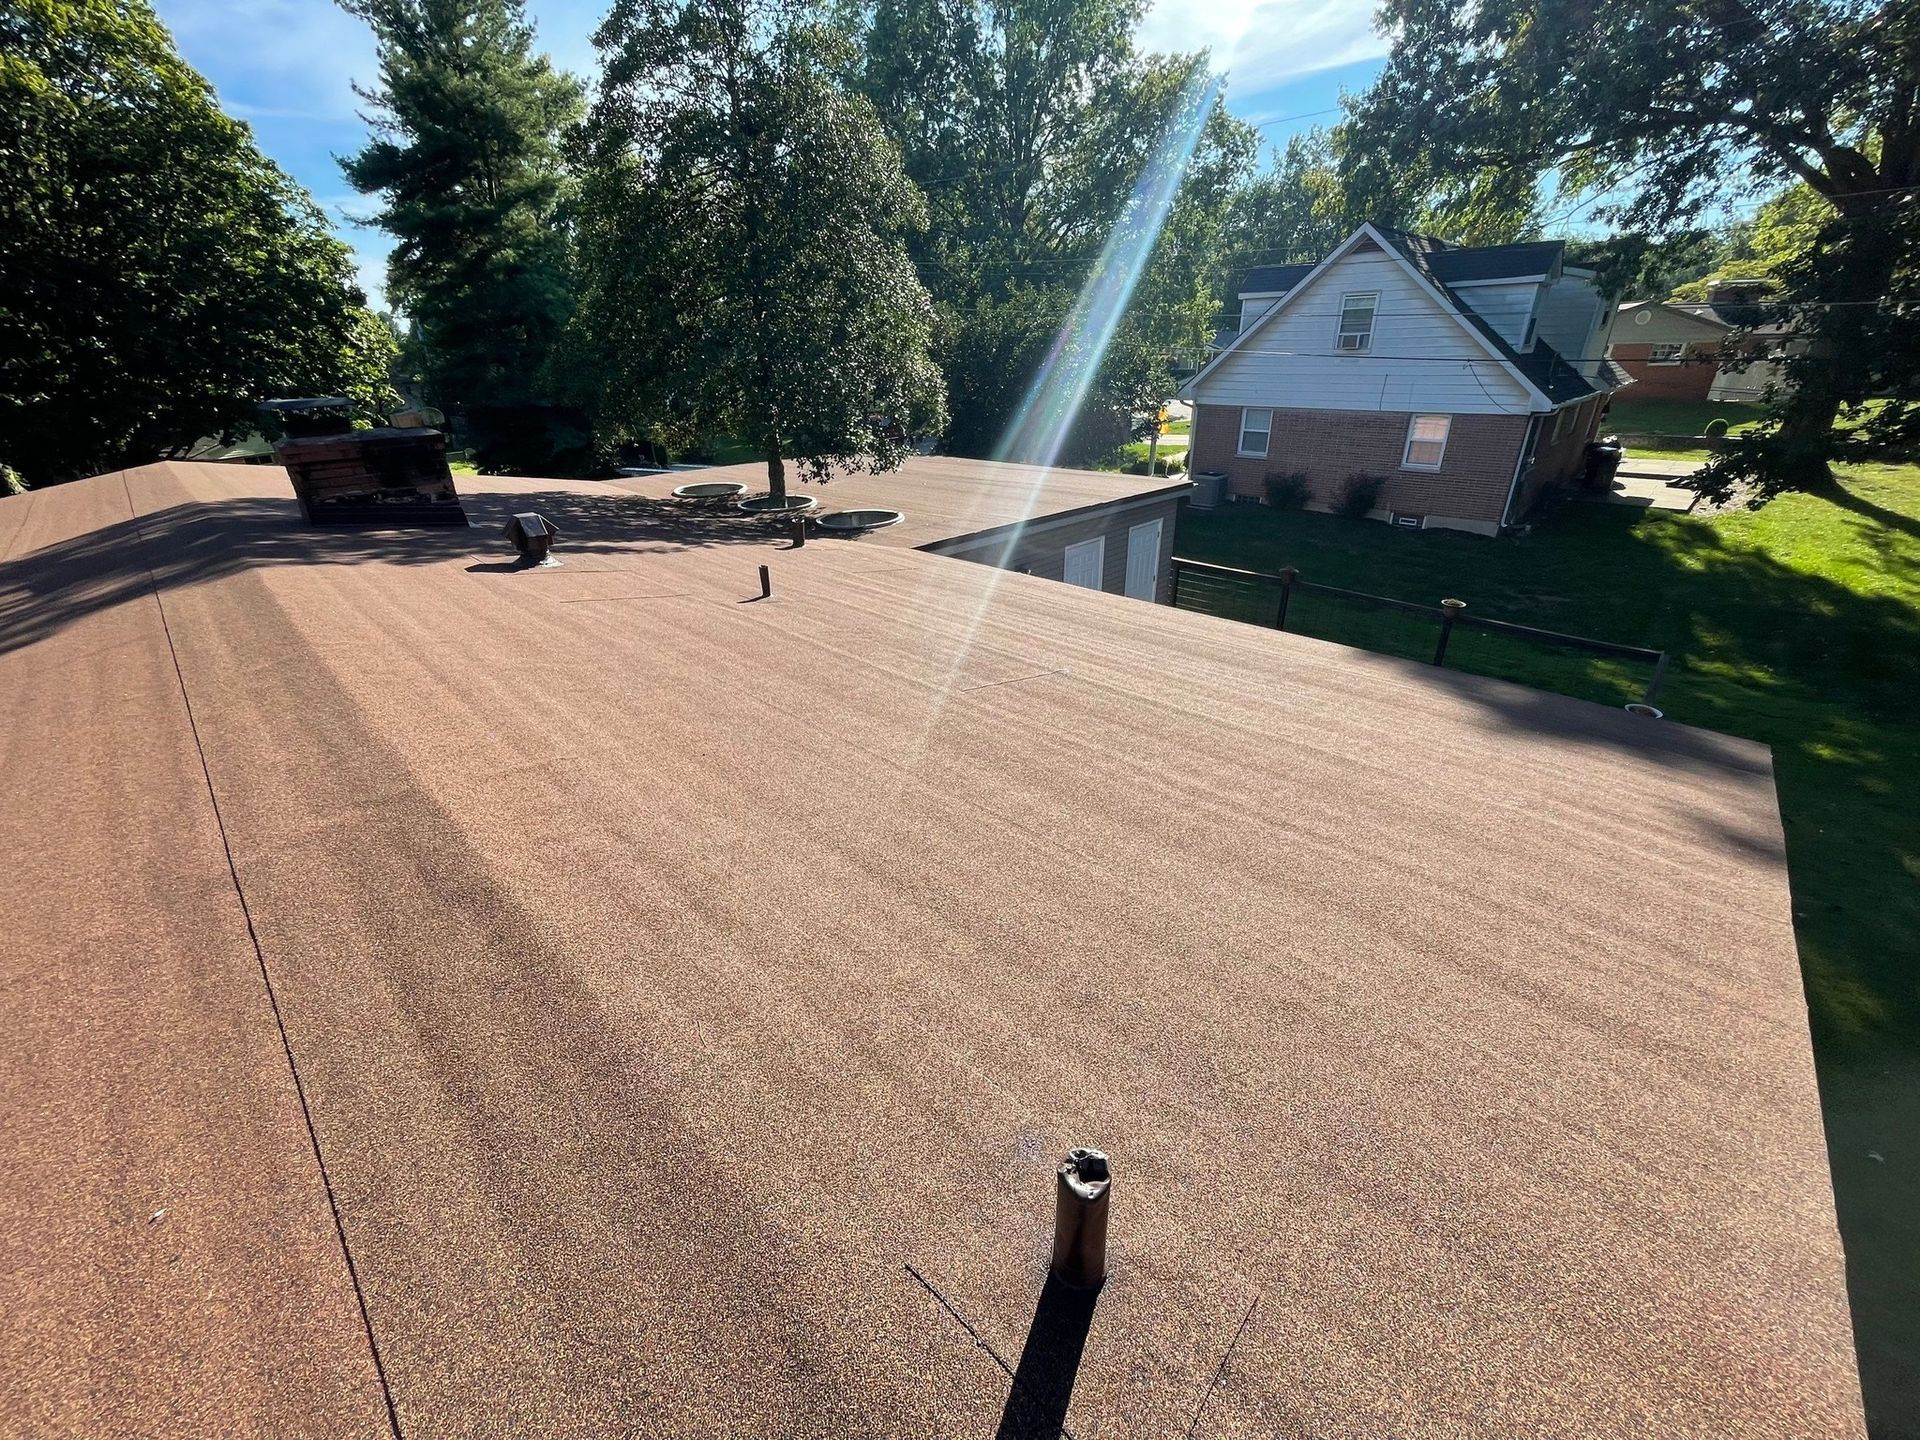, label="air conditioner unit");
[1188,471,1228,509]
[1337,333,1368,352]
